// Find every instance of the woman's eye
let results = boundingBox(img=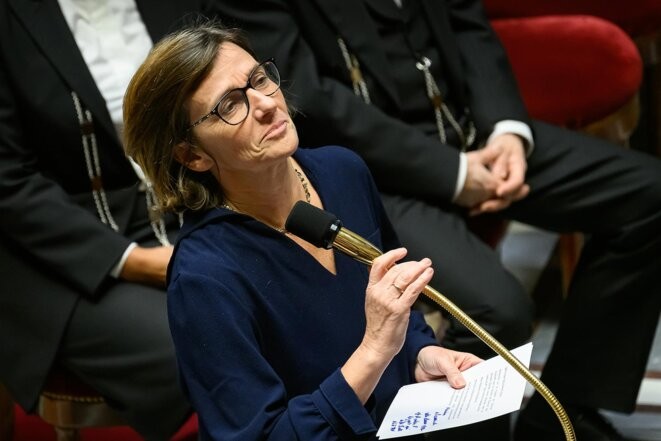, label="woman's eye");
[252,73,269,89]
[219,98,239,116]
